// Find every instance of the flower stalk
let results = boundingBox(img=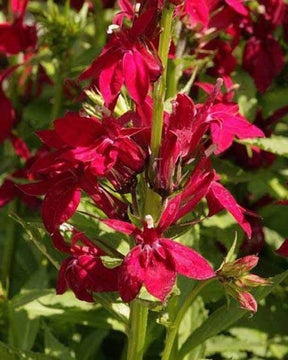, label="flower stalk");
[128,3,175,359]
[127,300,149,360]
[161,279,213,360]
[150,2,175,164]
